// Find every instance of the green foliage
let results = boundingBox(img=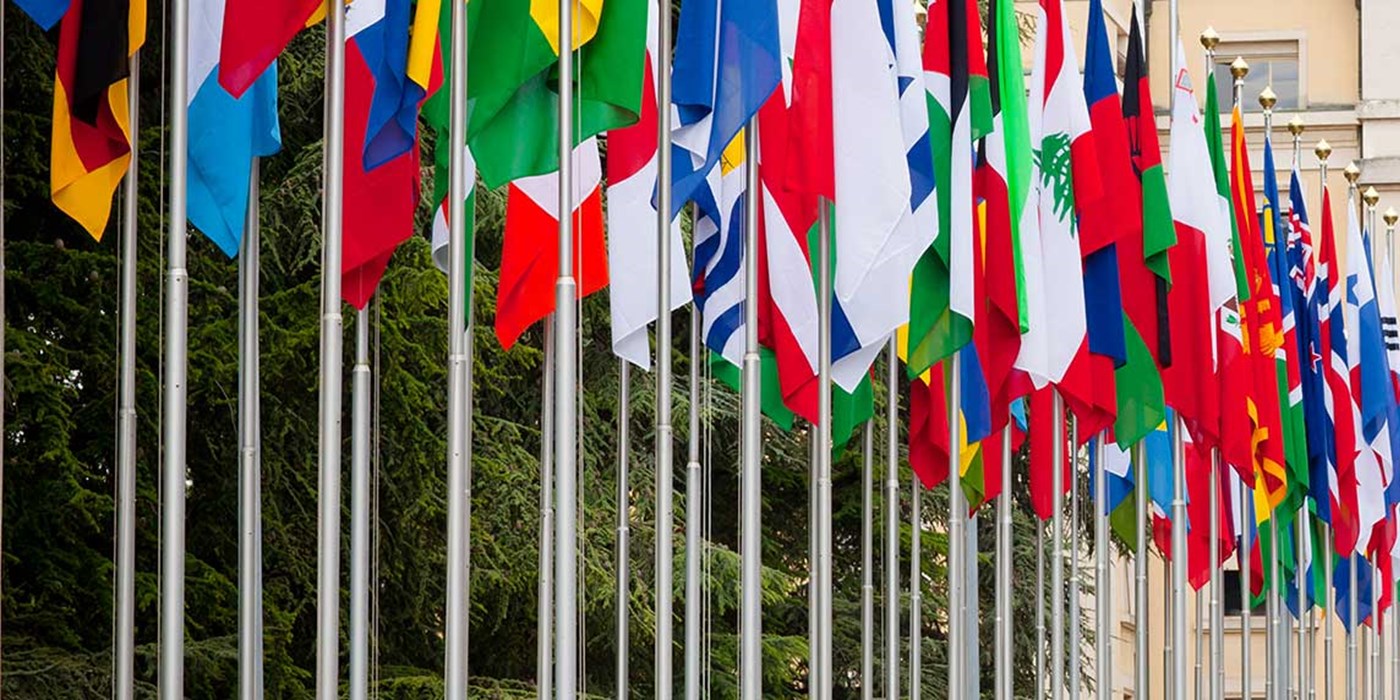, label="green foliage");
[1,3,1098,698]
